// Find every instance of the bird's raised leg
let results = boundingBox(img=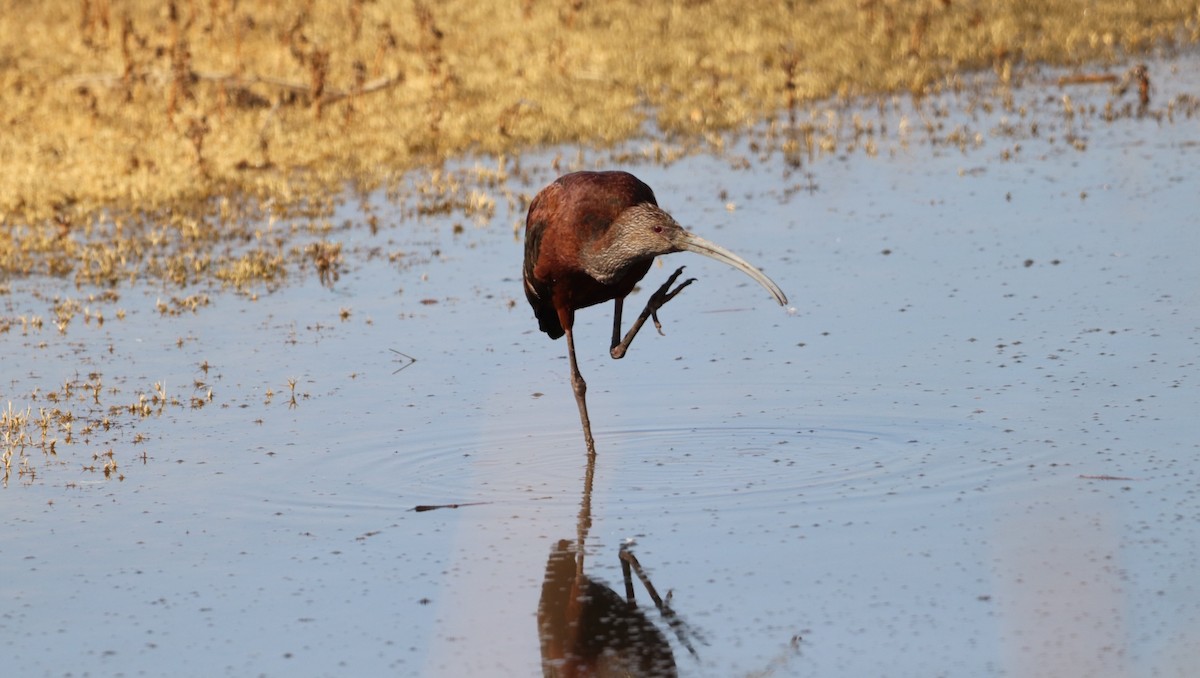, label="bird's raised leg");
[610,266,696,360]
[564,326,598,457]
